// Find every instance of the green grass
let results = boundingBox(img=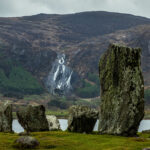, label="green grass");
[1,131,150,150]
[46,110,68,118]
[23,93,50,101]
